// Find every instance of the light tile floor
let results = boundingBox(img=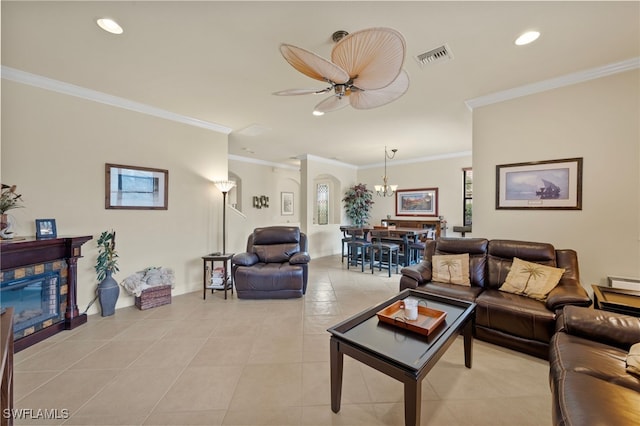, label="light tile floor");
[13,255,552,425]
